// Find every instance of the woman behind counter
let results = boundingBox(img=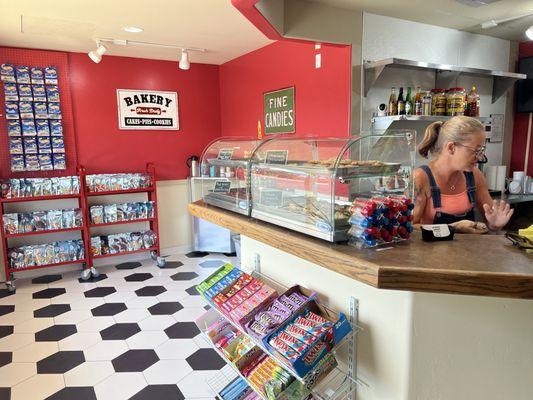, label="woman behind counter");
[413,116,513,233]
